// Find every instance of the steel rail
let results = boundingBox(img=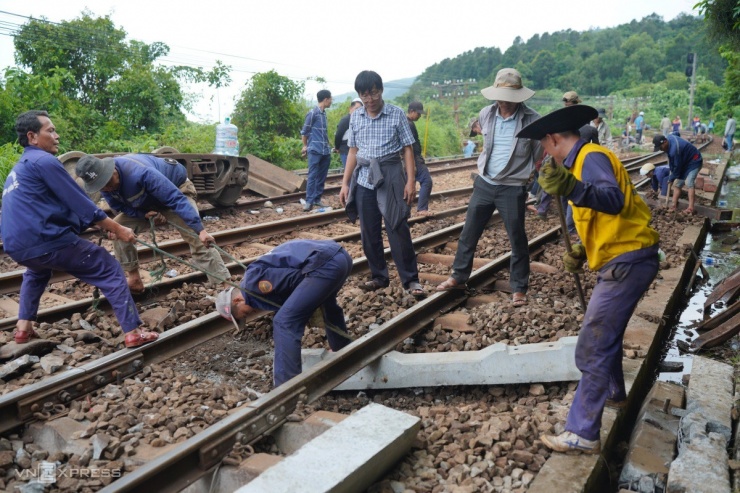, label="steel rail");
[100,227,560,493]
[0,207,554,434]
[0,185,476,293]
